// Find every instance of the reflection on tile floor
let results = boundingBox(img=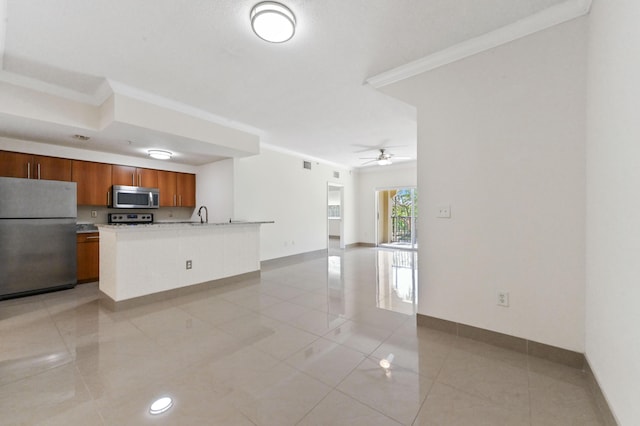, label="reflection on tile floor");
[0,247,604,425]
